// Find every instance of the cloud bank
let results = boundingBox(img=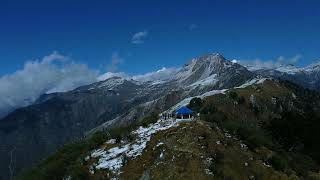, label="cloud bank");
[132,67,179,82]
[131,31,148,44]
[98,72,130,81]
[237,54,303,71]
[0,52,99,117]
[0,52,180,118]
[98,67,179,82]
[2,51,309,119]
